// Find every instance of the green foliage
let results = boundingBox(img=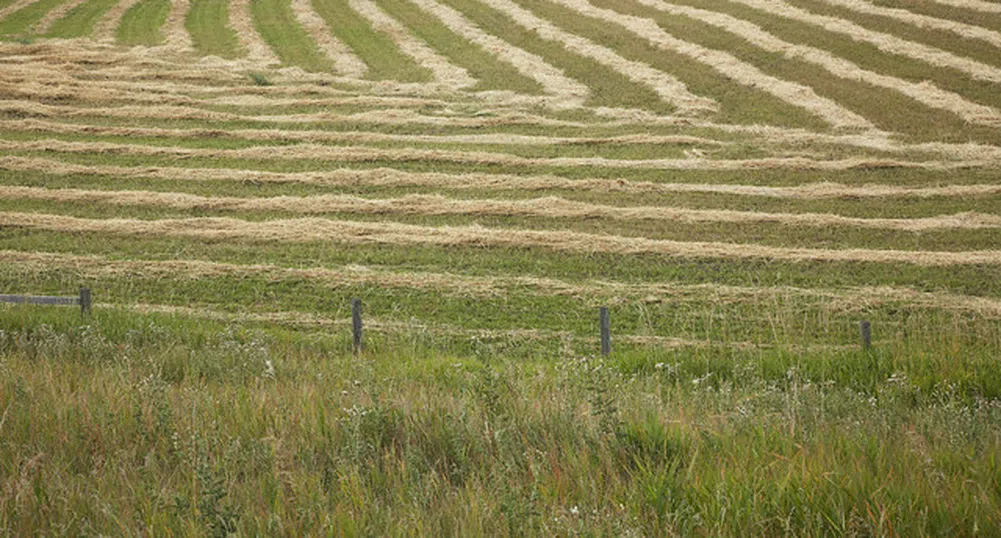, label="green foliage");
[247,71,272,86]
